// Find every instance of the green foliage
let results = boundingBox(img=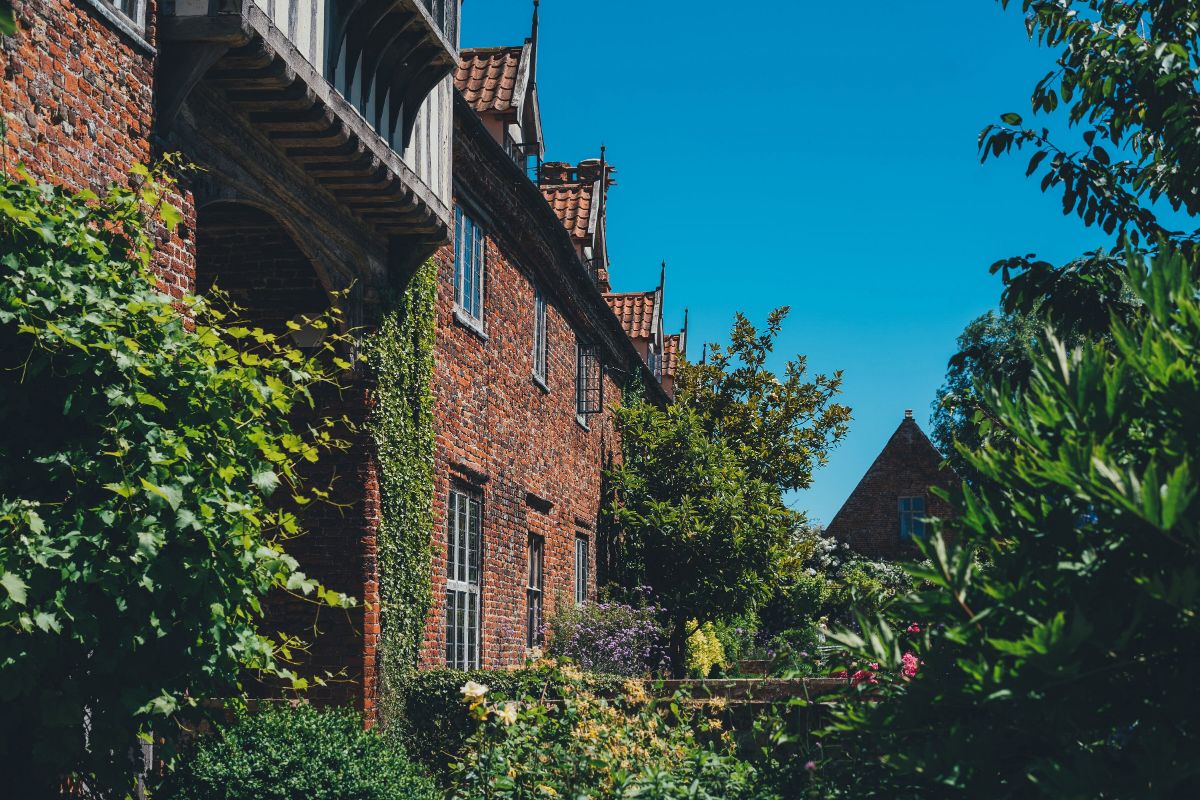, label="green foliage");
[0,0,15,36]
[931,309,1043,481]
[450,661,759,799]
[392,666,627,786]
[607,399,799,671]
[362,260,437,715]
[0,166,352,796]
[981,0,1200,328]
[818,249,1200,798]
[159,703,439,800]
[676,307,851,494]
